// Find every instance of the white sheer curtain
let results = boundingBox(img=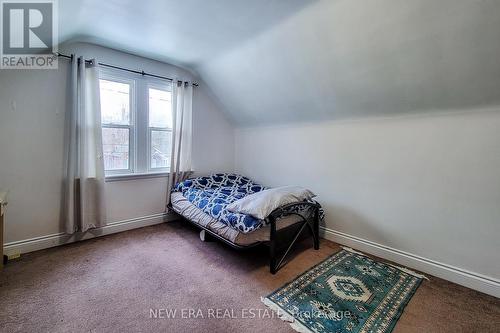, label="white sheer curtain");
[63,55,106,234]
[166,80,193,208]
